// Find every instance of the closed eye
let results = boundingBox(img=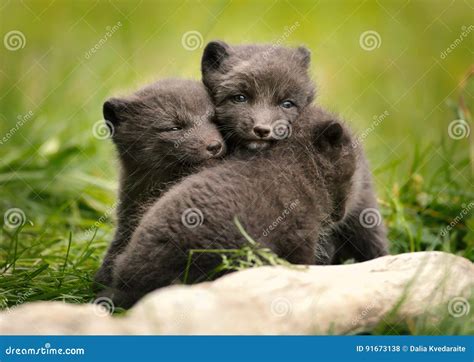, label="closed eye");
[160,126,183,132]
